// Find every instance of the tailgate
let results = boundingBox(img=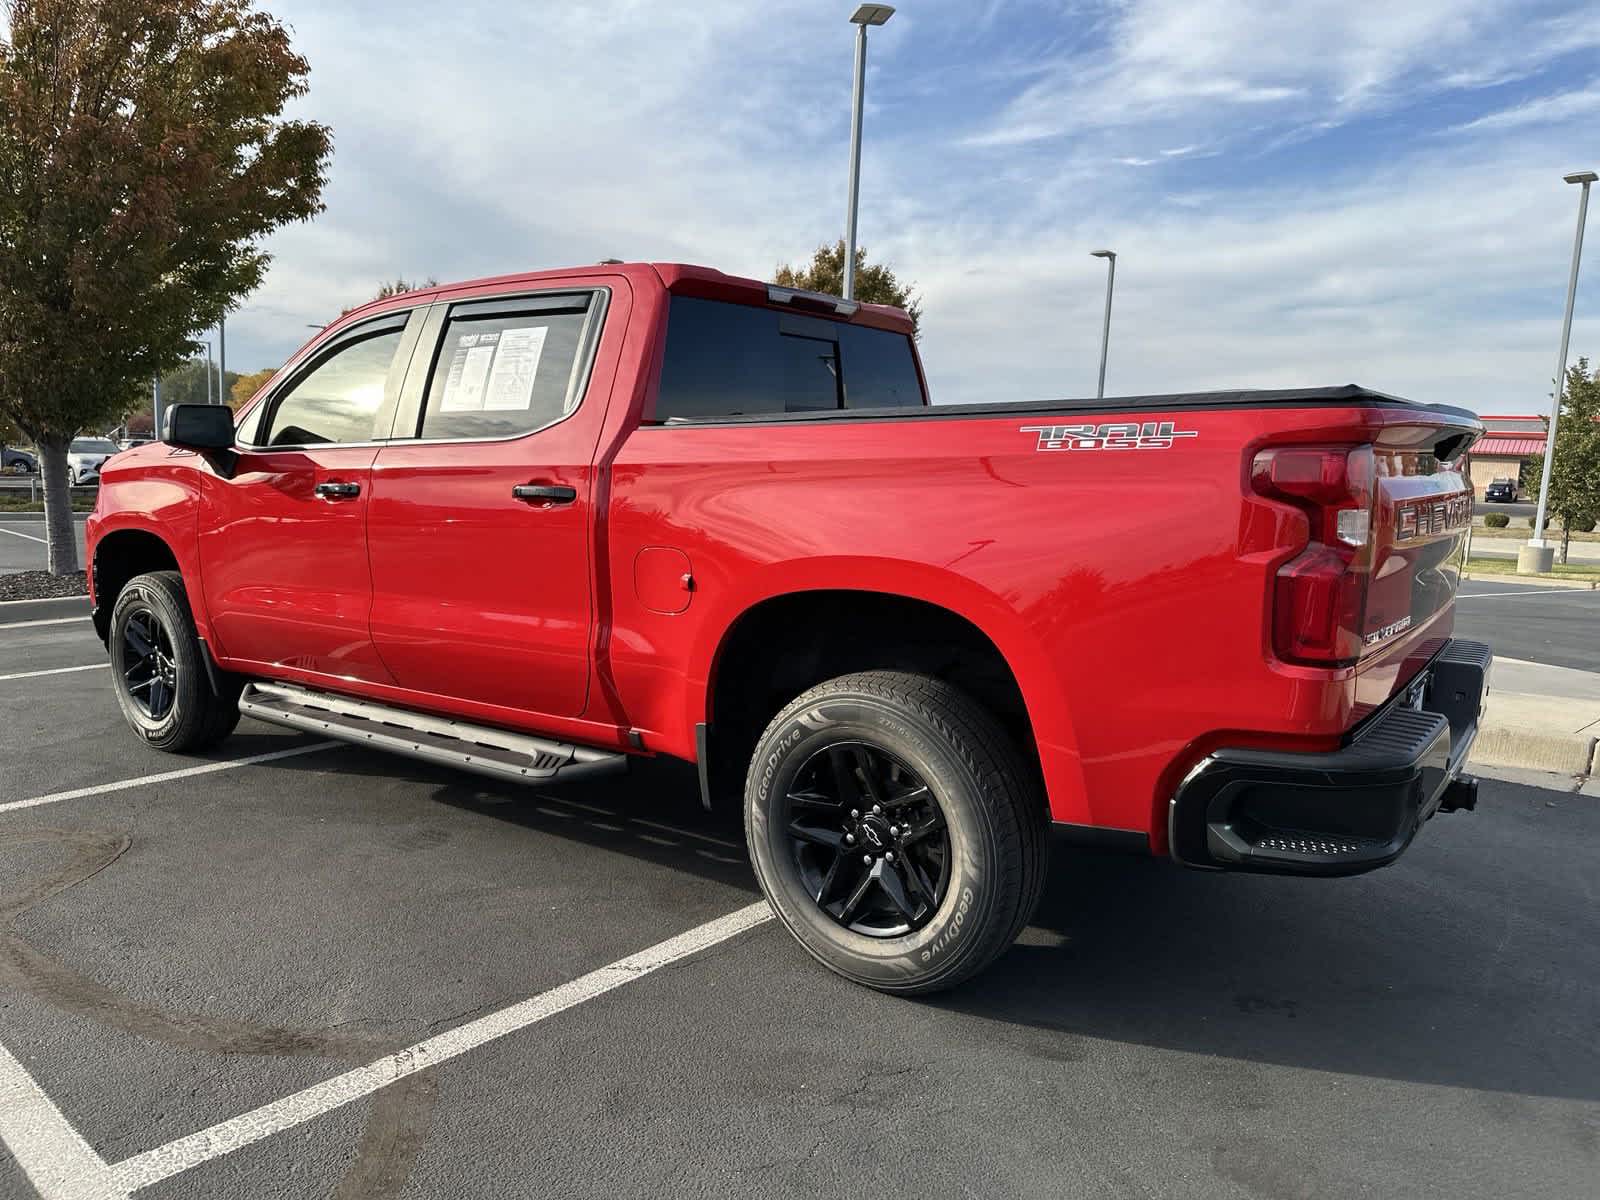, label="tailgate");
[1355,414,1479,708]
